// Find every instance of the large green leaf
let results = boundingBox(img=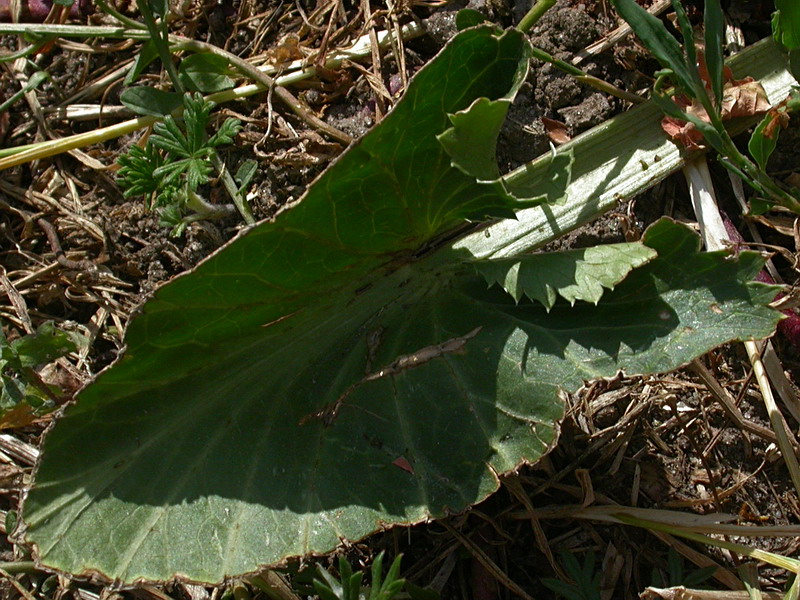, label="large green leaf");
[23,217,777,584]
[22,26,780,585]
